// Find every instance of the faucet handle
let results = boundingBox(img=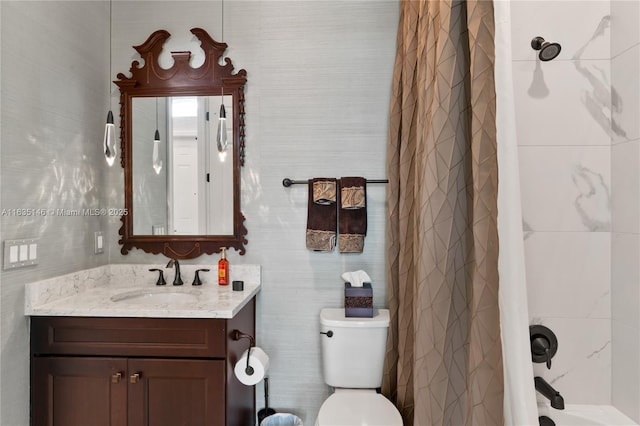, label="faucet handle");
[148,268,166,286]
[192,269,210,286]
